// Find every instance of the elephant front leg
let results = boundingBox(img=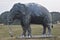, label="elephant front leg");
[27,26,32,38]
[47,25,51,35]
[22,27,26,37]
